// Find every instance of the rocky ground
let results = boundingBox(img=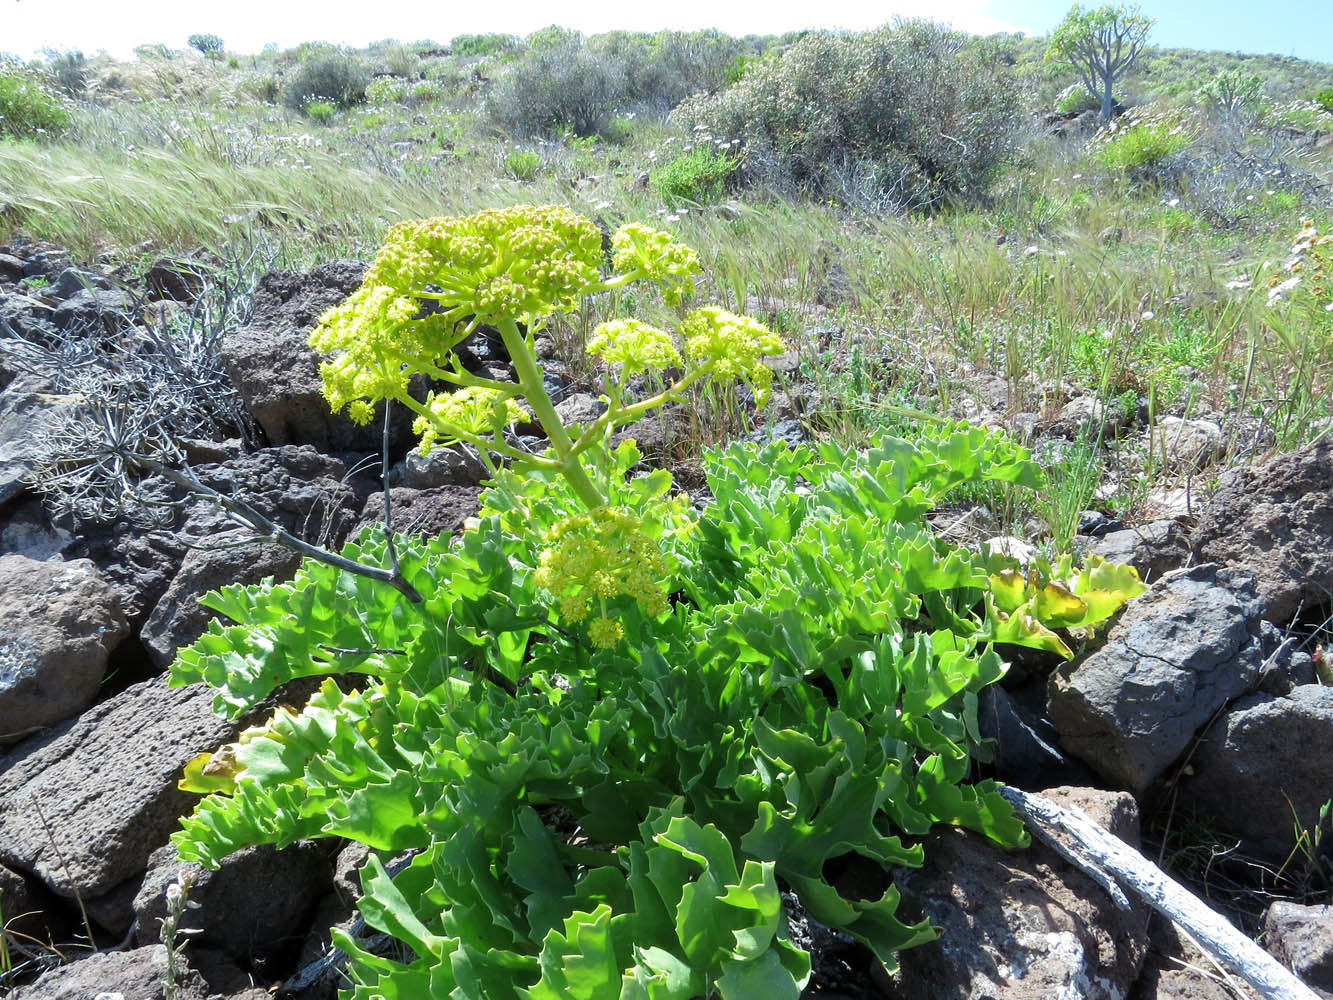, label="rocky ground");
[1,243,1332,999]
